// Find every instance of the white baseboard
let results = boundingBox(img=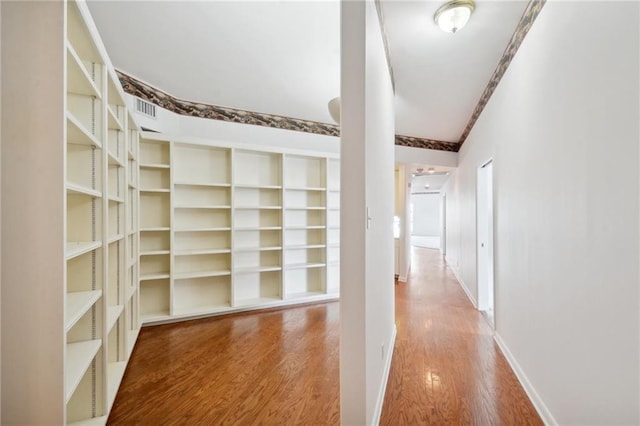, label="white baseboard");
[493,333,557,426]
[371,325,397,426]
[447,262,478,308]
